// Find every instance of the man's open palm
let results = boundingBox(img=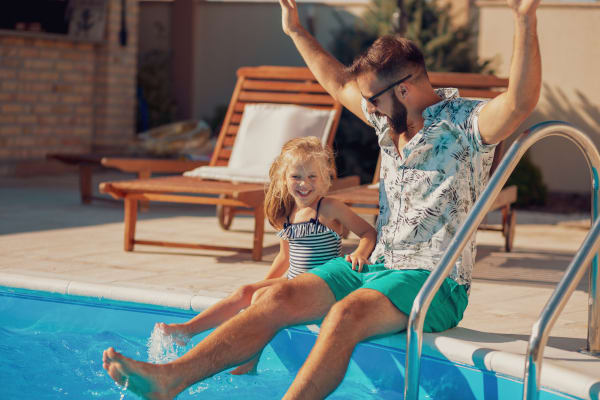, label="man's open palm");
[279,0,301,36]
